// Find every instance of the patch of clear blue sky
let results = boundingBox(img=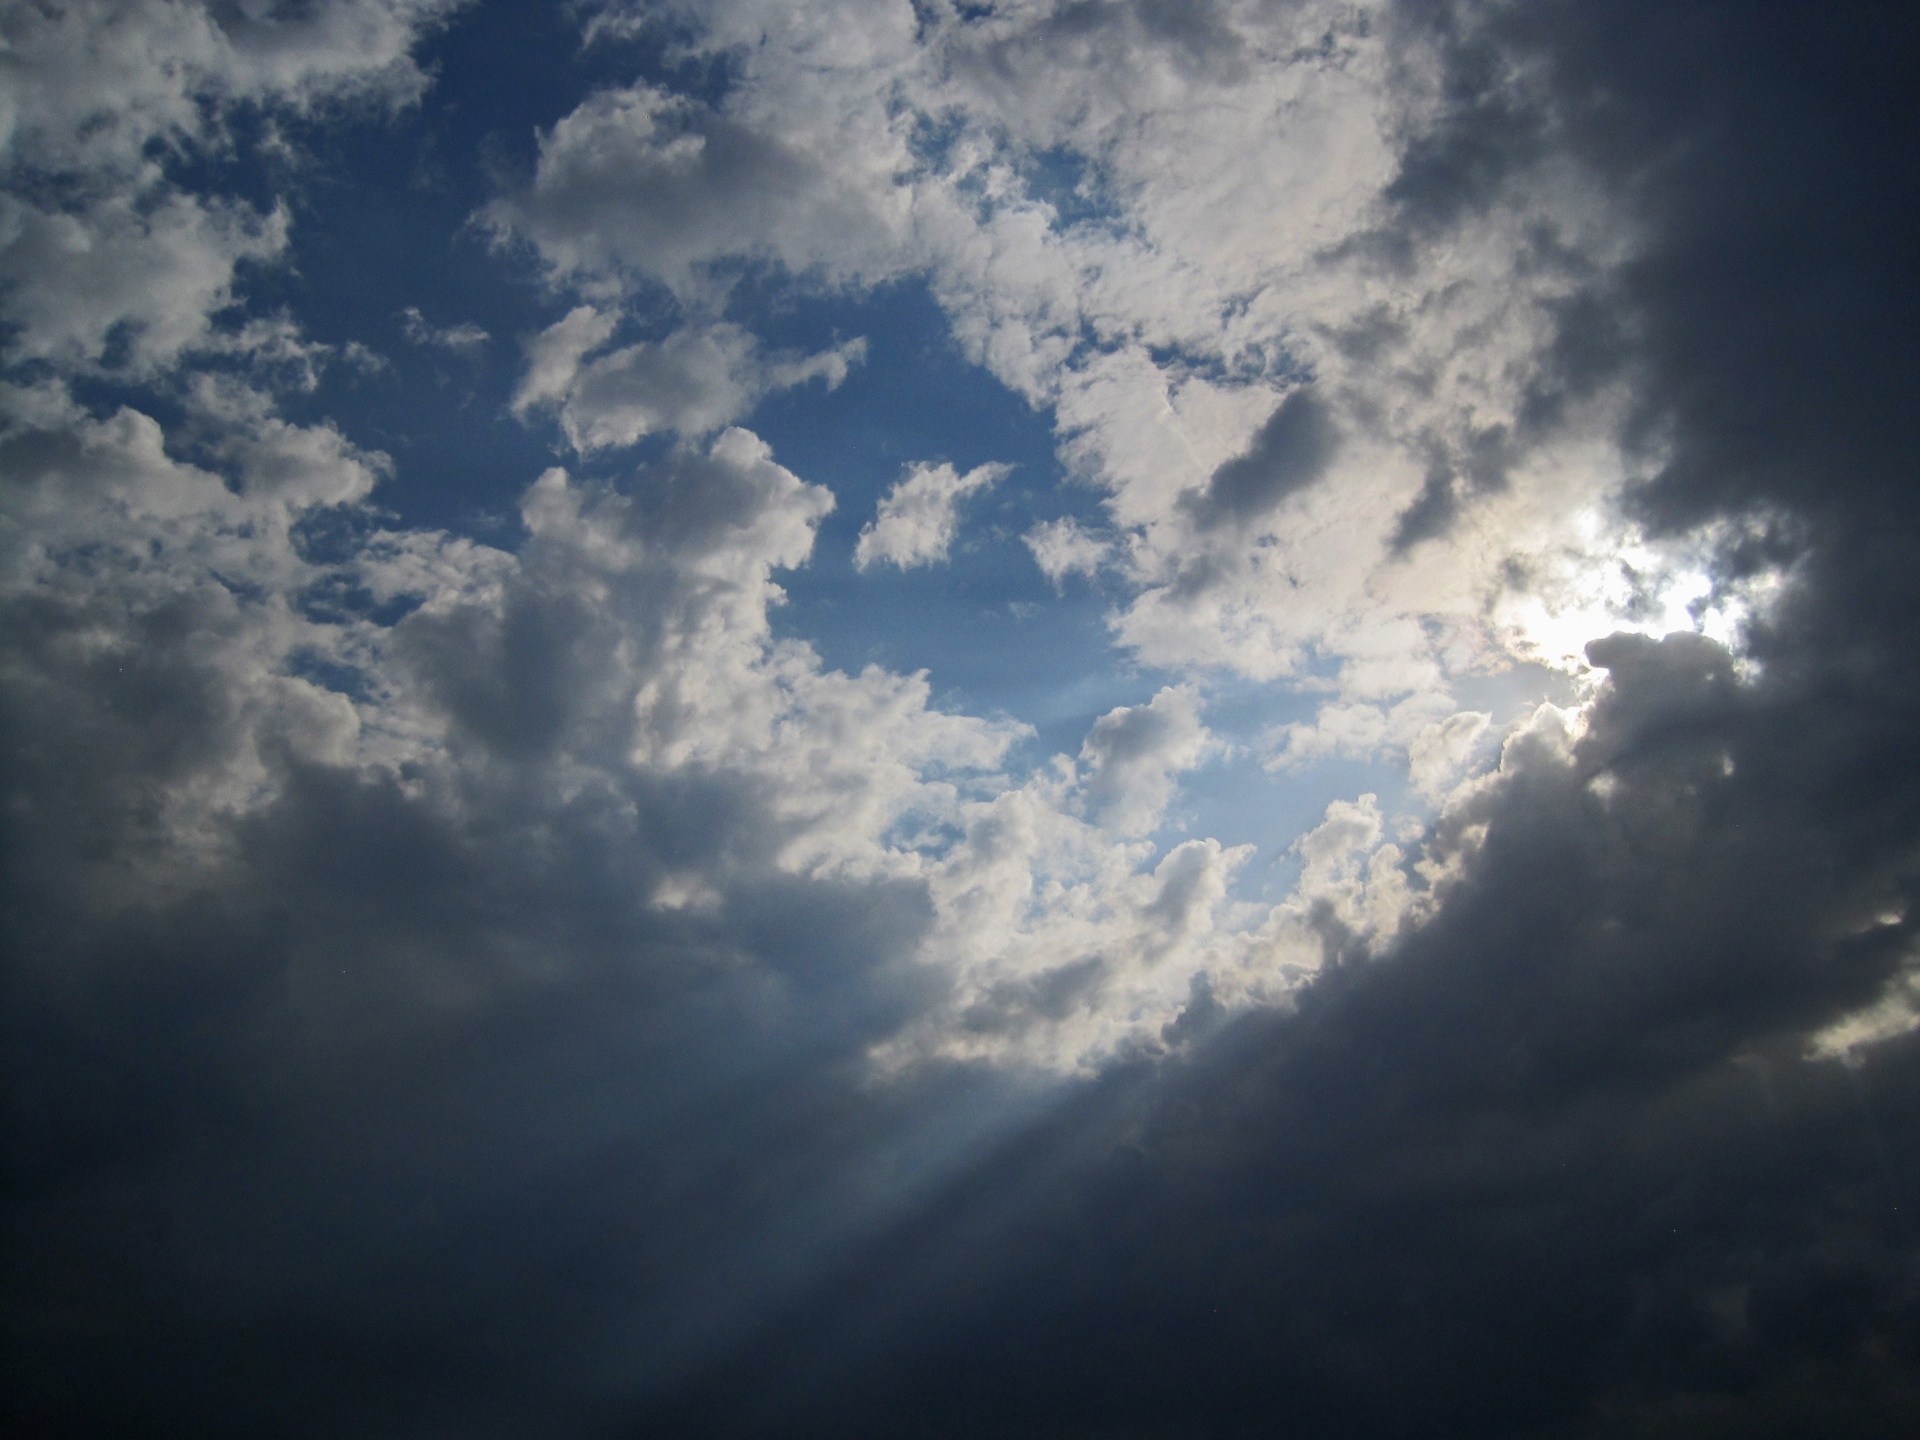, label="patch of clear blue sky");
[742,280,1148,755]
